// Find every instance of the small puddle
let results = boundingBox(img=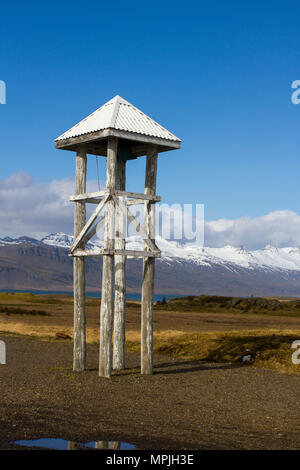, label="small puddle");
[13,438,136,450]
